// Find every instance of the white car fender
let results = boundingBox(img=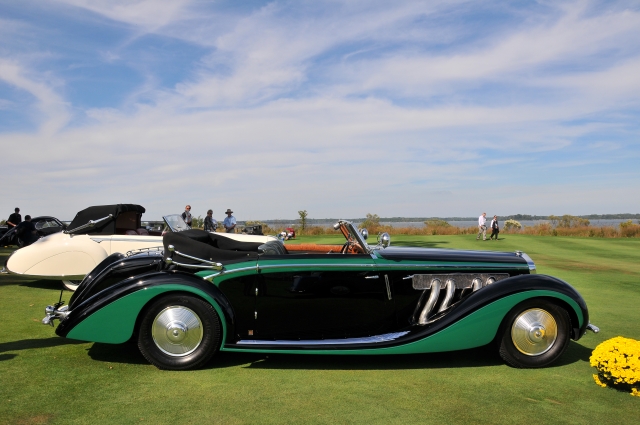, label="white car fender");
[6,232,109,279]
